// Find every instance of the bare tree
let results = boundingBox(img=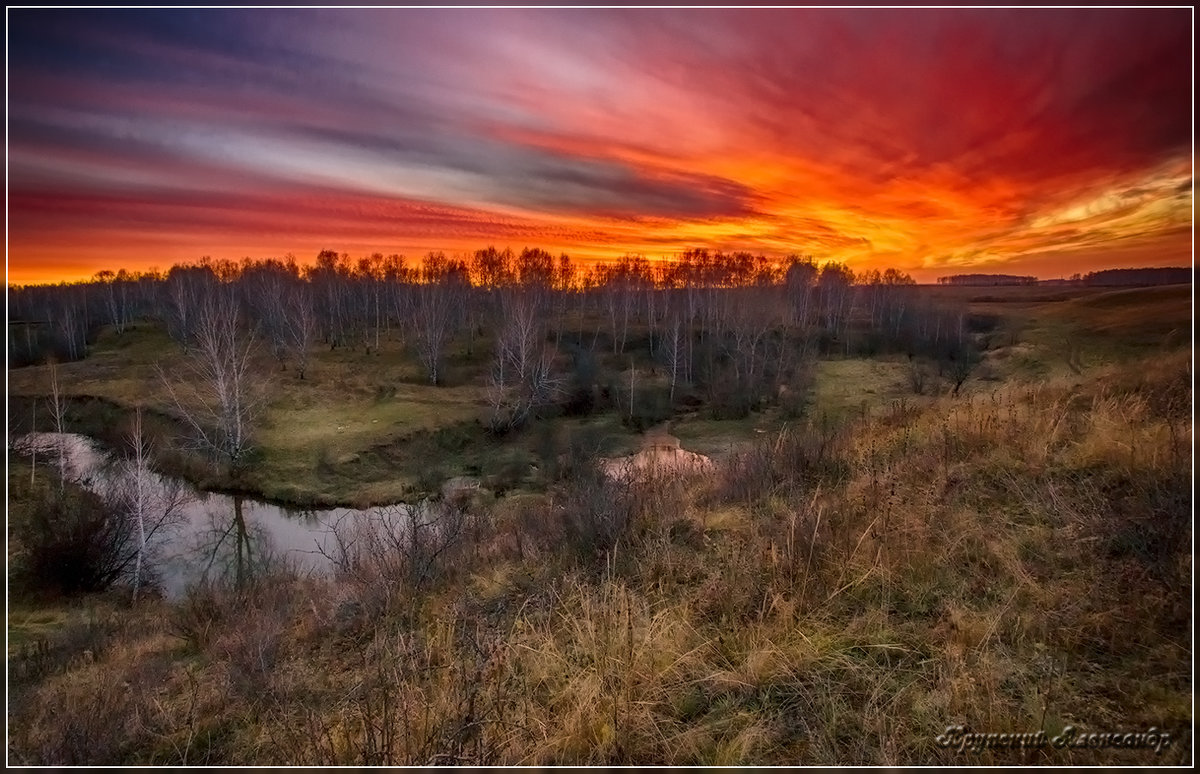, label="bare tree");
[486,289,561,432]
[817,261,854,342]
[282,280,319,379]
[552,252,574,349]
[600,259,637,355]
[159,288,263,471]
[725,285,778,392]
[53,289,86,361]
[412,283,450,384]
[663,312,685,402]
[47,361,68,487]
[409,253,461,386]
[93,269,133,335]
[128,408,150,601]
[164,264,217,353]
[242,262,291,370]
